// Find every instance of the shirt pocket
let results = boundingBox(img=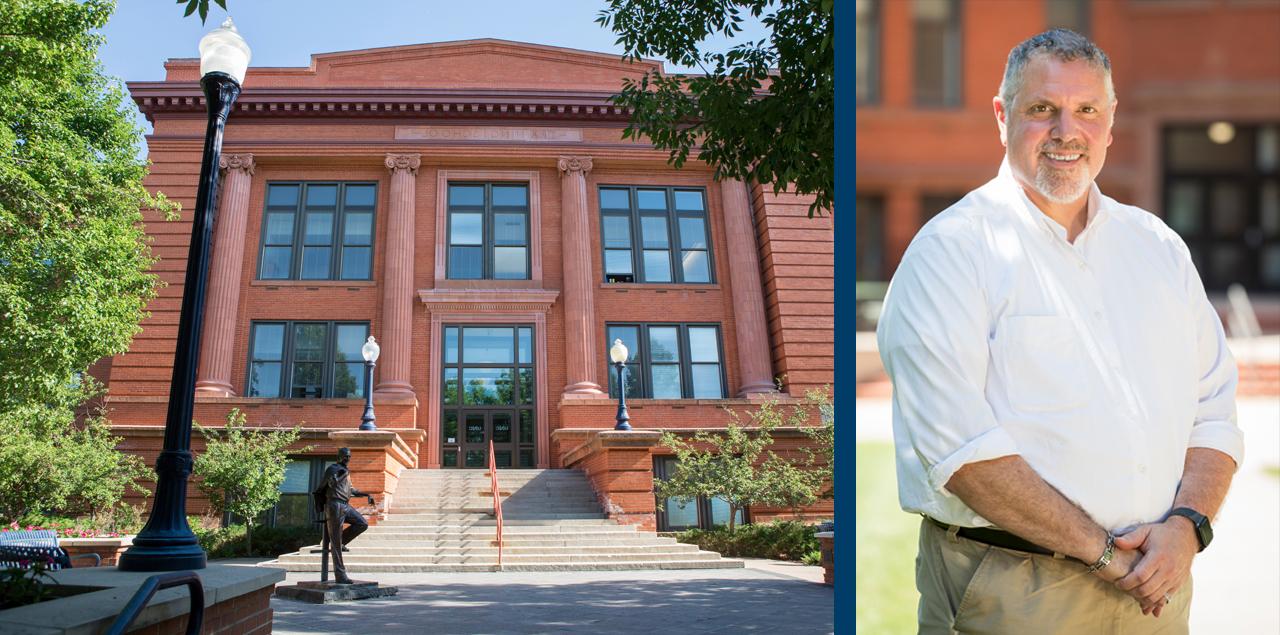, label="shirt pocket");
[994,315,1091,413]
